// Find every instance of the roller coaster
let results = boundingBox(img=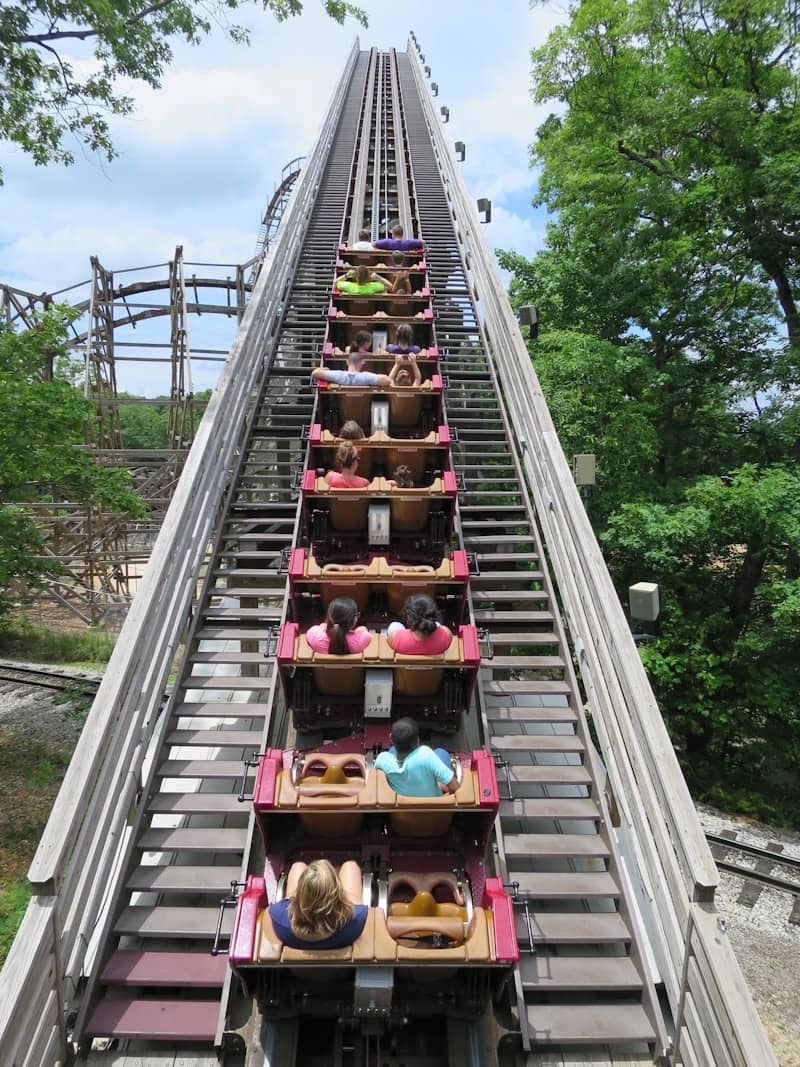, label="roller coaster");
[0,39,779,1067]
